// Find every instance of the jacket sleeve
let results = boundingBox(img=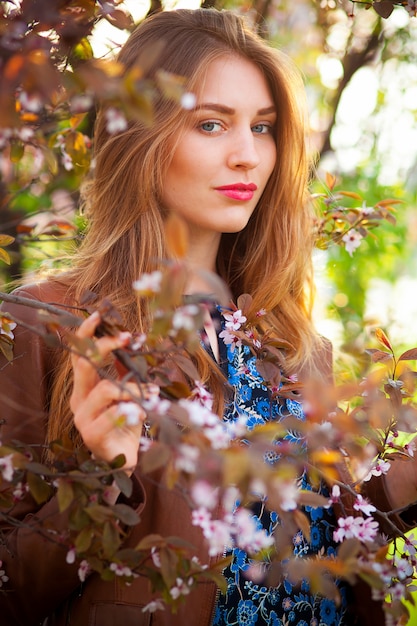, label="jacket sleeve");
[0,284,145,625]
